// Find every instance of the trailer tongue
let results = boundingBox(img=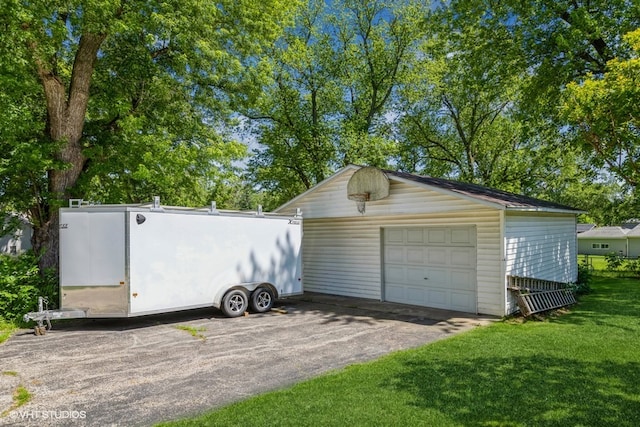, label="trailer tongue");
[24,198,303,335]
